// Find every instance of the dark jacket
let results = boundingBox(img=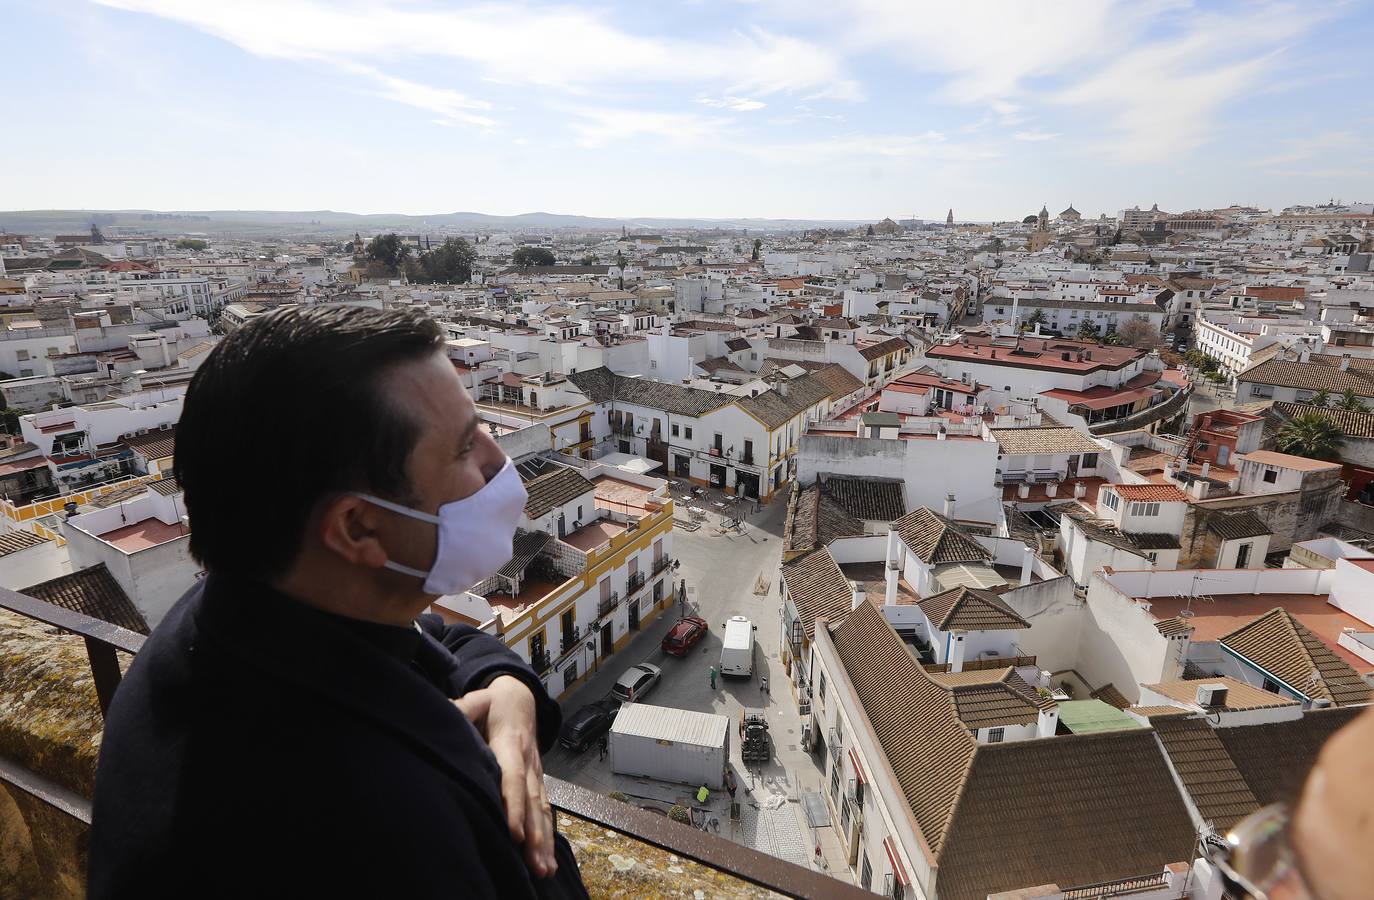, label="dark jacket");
[88,572,589,899]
